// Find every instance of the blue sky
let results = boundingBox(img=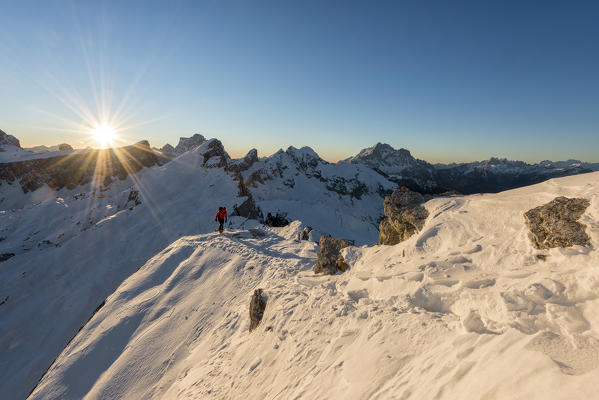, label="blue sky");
[1,0,598,162]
